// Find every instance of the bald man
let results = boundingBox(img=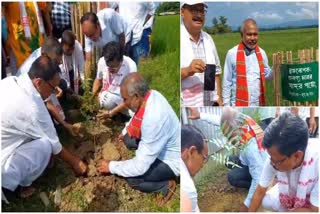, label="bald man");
[222,18,273,106]
[97,73,180,204]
